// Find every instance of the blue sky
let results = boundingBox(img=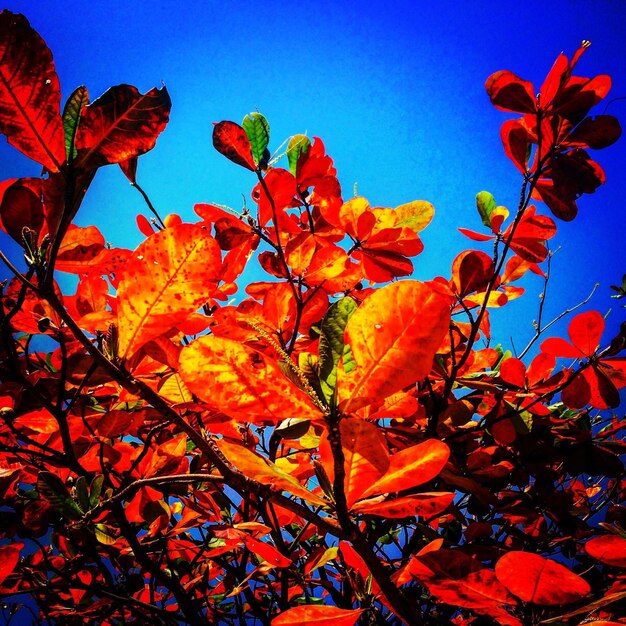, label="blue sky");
[1,0,625,350]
